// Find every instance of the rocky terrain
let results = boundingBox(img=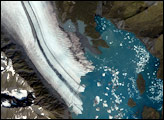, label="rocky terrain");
[142,106,160,119]
[54,1,163,119]
[136,74,145,95]
[2,2,162,78]
[1,1,163,119]
[55,1,163,80]
[1,52,56,119]
[127,98,136,107]
[1,30,71,119]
